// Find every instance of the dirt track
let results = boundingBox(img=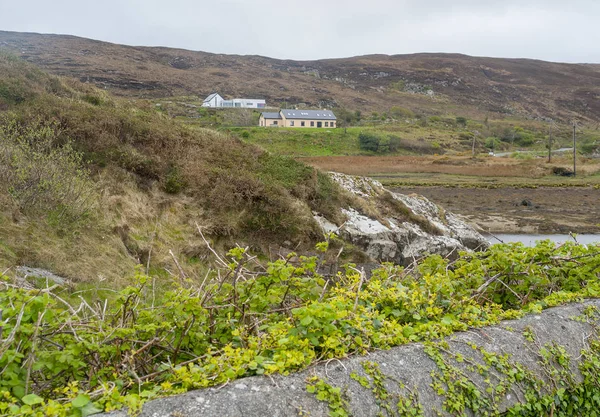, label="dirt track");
[392,186,600,234]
